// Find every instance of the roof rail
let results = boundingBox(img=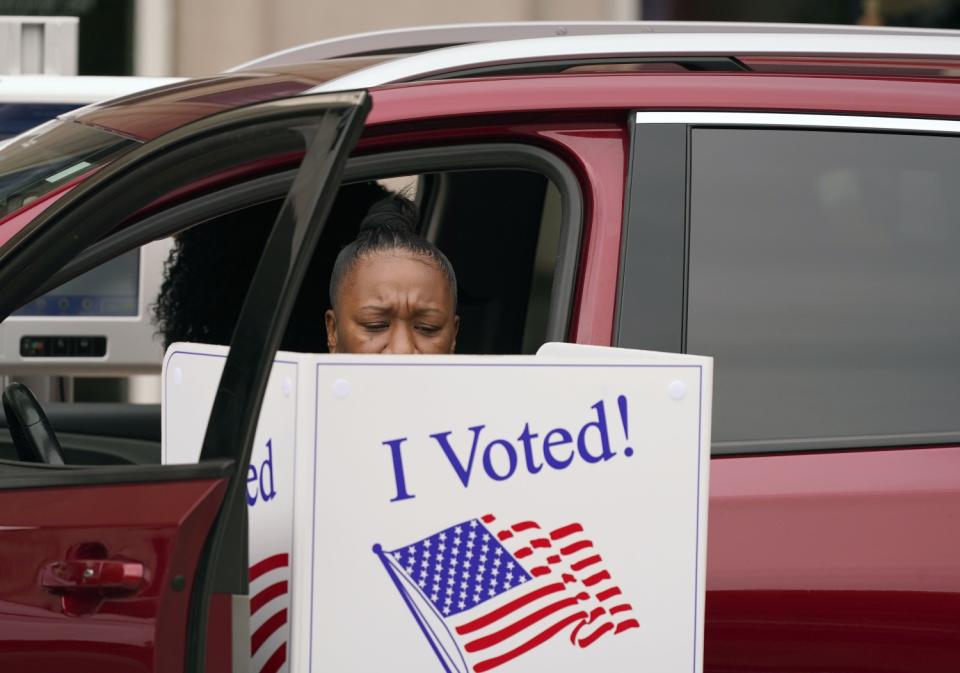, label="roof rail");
[306,30,960,93]
[228,21,960,72]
